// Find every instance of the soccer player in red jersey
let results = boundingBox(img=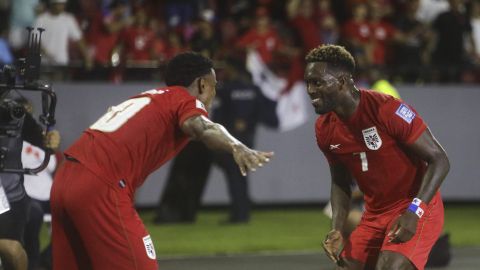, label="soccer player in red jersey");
[50,52,274,270]
[304,45,450,270]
